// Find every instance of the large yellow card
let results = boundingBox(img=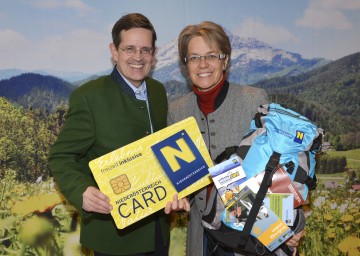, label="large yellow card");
[89,117,213,229]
